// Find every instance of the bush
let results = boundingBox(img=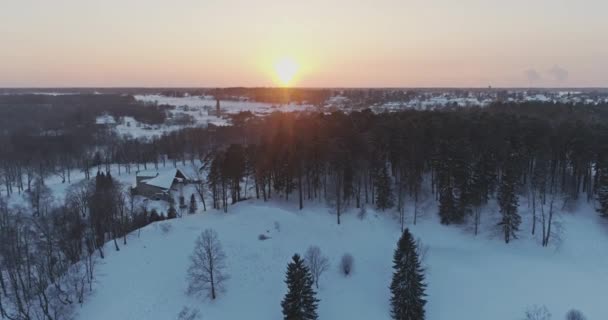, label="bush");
[177,306,200,320]
[160,222,172,234]
[167,204,177,219]
[340,253,354,276]
[357,205,367,220]
[258,234,271,241]
[149,209,161,222]
[565,309,586,320]
[525,305,552,320]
